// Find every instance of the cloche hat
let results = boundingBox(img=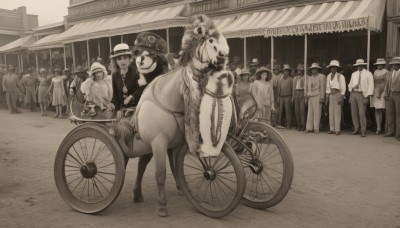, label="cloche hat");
[110,43,132,59]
